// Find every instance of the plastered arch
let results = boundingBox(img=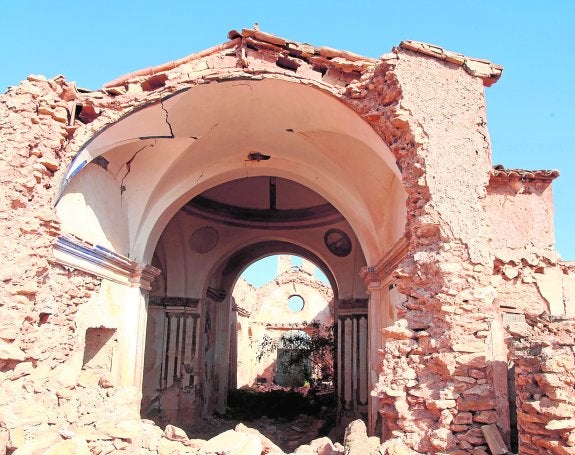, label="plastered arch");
[57,77,407,267]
